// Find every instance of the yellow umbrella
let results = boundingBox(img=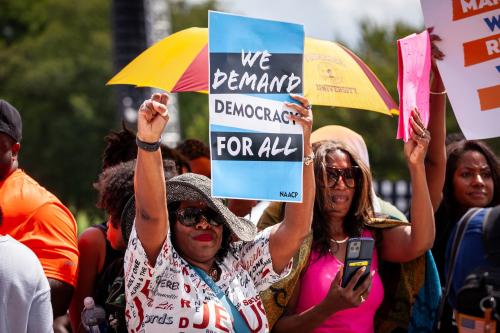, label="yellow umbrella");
[108,27,398,115]
[304,38,398,115]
